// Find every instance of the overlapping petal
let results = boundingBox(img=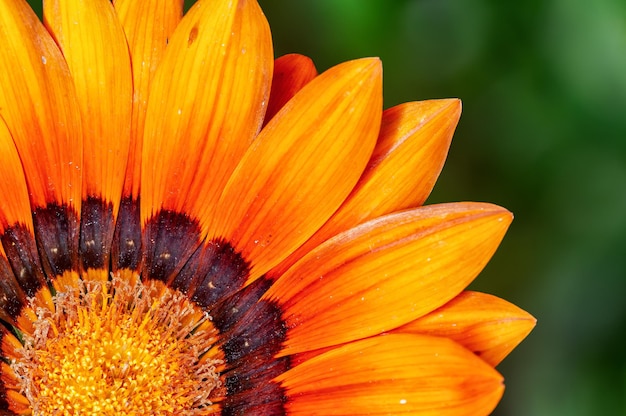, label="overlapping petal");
[269,98,461,278]
[0,358,29,414]
[277,334,504,415]
[213,58,383,281]
[43,0,134,270]
[0,0,82,209]
[44,0,132,209]
[0,246,27,326]
[0,0,83,278]
[265,202,512,355]
[141,0,273,227]
[0,118,31,233]
[394,291,536,366]
[0,118,48,308]
[264,53,318,124]
[114,0,184,198]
